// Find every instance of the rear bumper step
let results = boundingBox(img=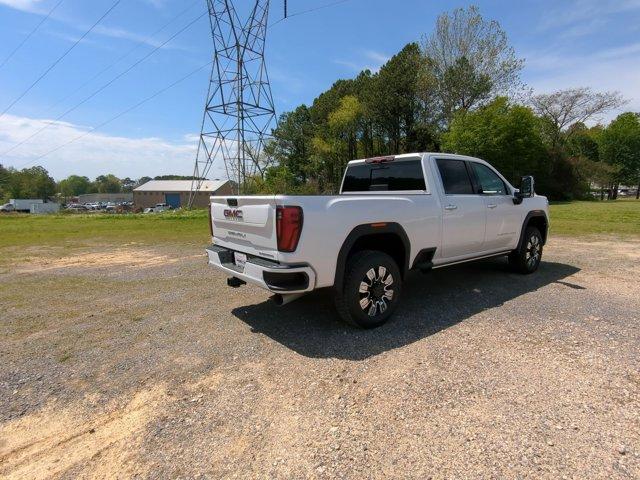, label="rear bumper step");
[206,244,315,294]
